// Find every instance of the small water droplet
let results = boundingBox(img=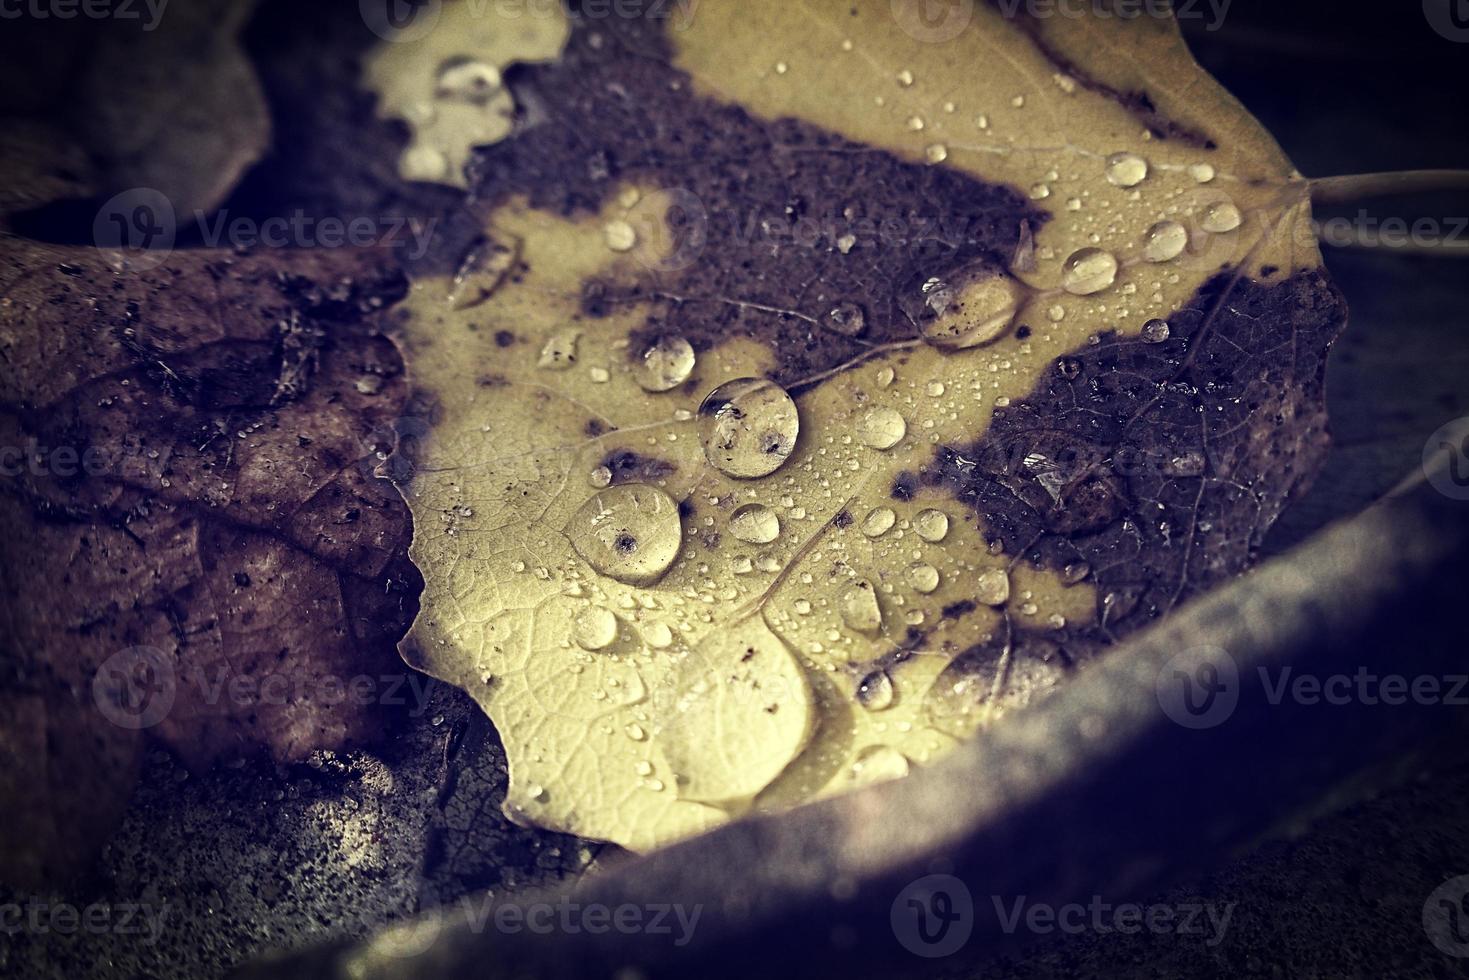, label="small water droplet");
[1188,162,1217,183]
[644,622,674,648]
[635,335,696,392]
[858,407,907,450]
[824,301,867,337]
[435,59,502,104]
[1141,318,1171,343]
[905,562,941,594]
[603,219,638,252]
[1202,201,1242,234]
[913,509,949,543]
[976,569,1010,606]
[569,484,683,586]
[1062,248,1119,296]
[925,143,949,164]
[728,503,781,544]
[840,579,884,633]
[1062,561,1091,585]
[538,329,580,370]
[875,366,895,388]
[1029,183,1051,200]
[856,669,895,711]
[575,606,619,651]
[1057,357,1081,380]
[626,723,646,741]
[861,507,896,538]
[896,68,914,87]
[774,61,788,75]
[698,378,800,478]
[1143,220,1188,263]
[589,465,612,489]
[402,145,448,182]
[906,115,925,131]
[526,784,547,802]
[589,367,610,383]
[975,113,990,130]
[1104,152,1149,188]
[1166,451,1206,477]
